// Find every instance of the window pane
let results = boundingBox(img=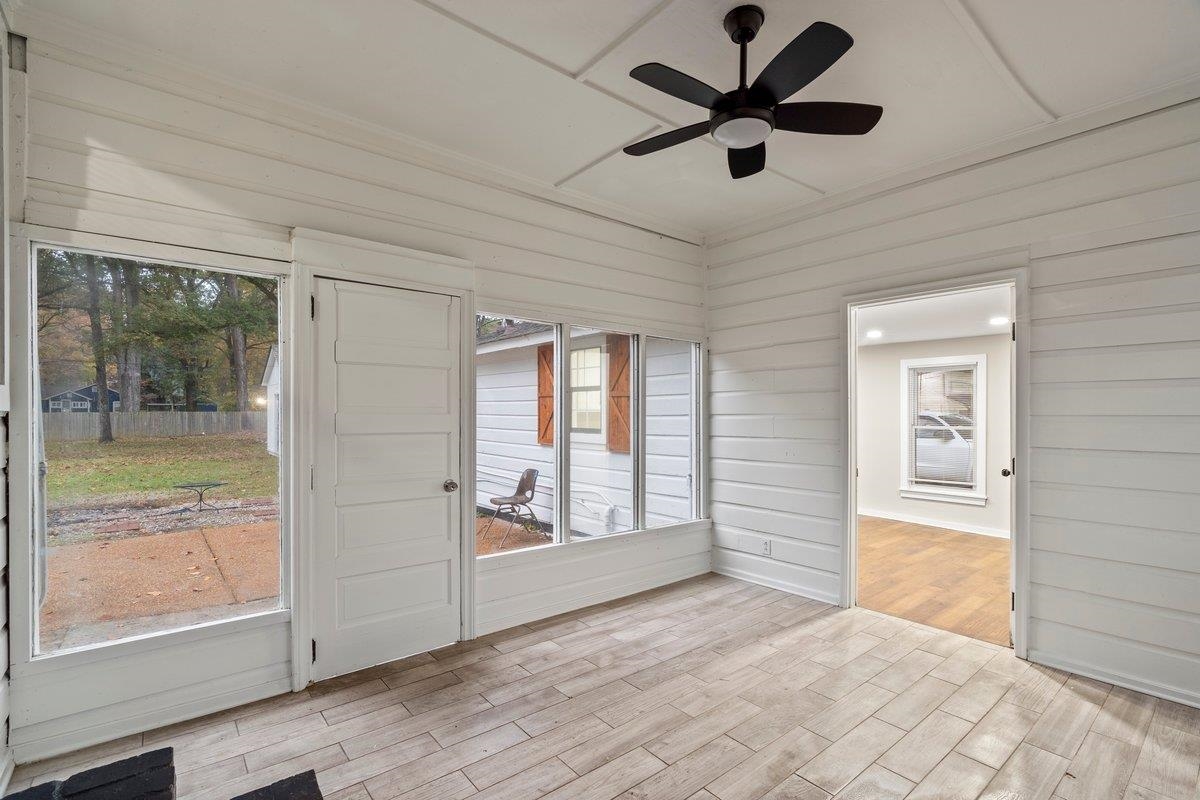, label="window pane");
[35,248,282,654]
[644,337,698,526]
[474,314,555,555]
[908,364,977,488]
[569,327,633,538]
